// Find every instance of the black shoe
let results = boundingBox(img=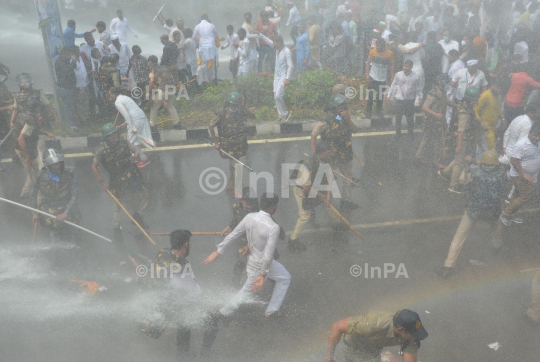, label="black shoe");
[437,266,454,279]
[173,123,184,130]
[332,223,349,232]
[340,200,359,210]
[132,212,149,230]
[288,238,307,252]
[113,227,124,243]
[150,125,161,143]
